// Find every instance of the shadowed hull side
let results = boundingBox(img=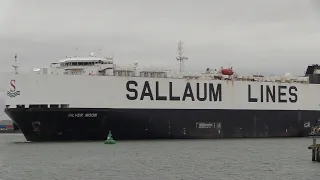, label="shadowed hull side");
[4,107,316,142]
